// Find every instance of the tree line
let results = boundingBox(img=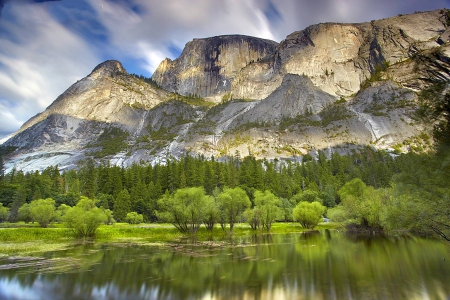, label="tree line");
[0,147,396,222]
